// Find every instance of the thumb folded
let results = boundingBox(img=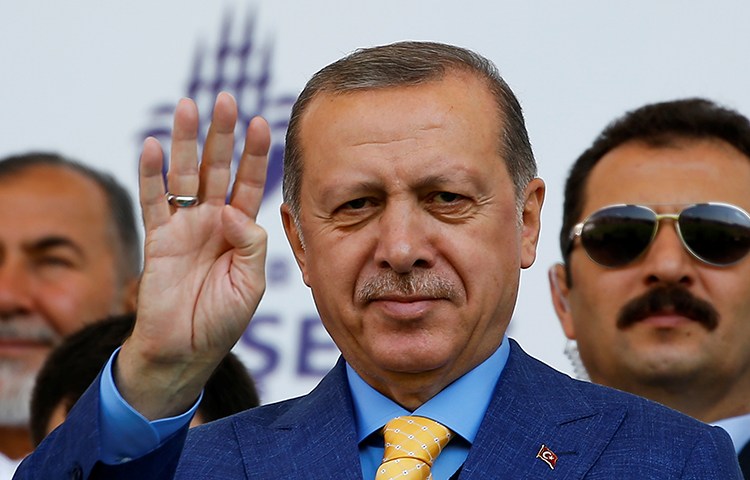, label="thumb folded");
[222,205,268,263]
